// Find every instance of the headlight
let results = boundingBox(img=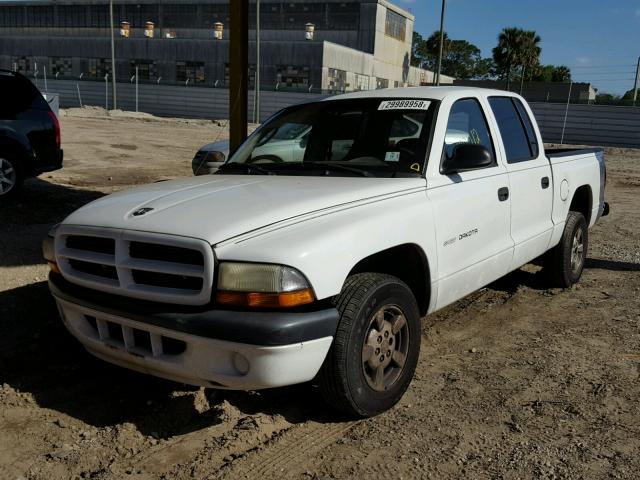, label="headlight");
[216,262,314,308]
